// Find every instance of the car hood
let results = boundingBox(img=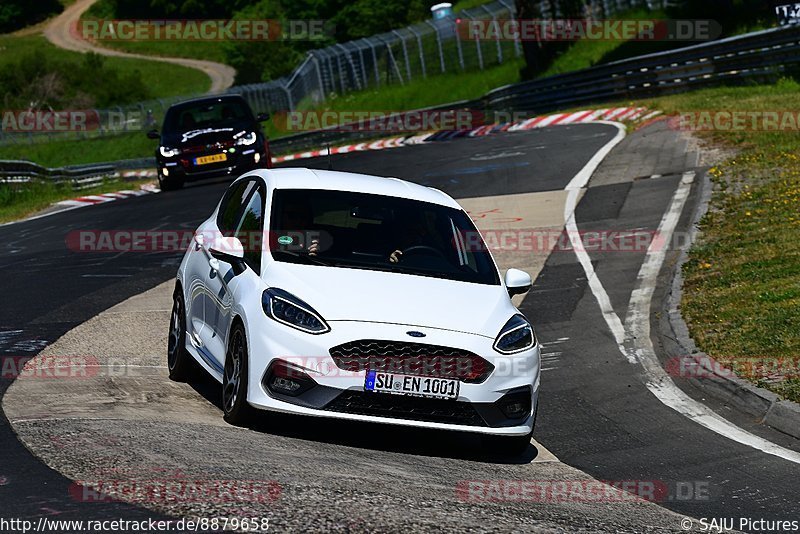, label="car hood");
[263,263,514,339]
[163,121,254,147]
